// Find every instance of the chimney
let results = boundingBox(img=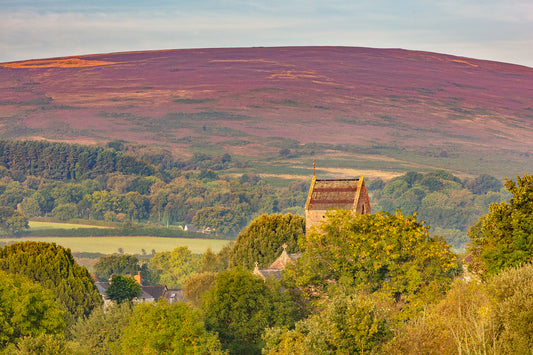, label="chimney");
[134,271,142,285]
